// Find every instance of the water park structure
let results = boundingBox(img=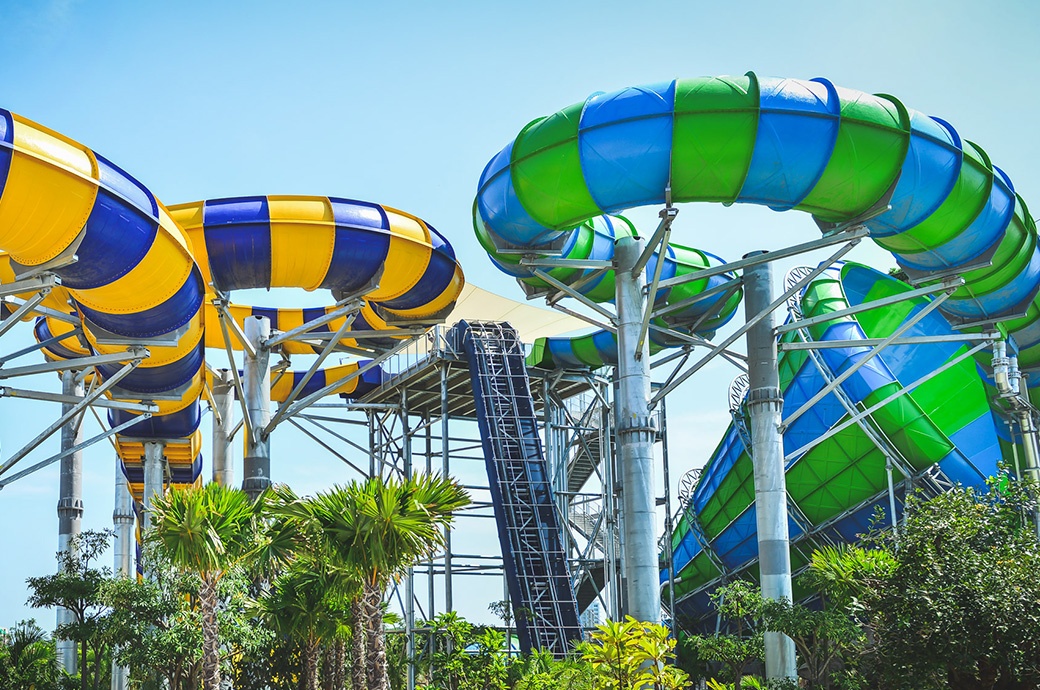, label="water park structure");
[1,72,1039,686]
